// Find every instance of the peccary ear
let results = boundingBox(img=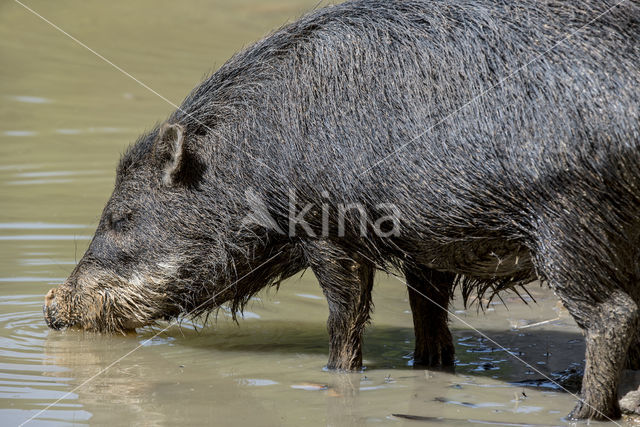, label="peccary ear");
[154,123,204,187]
